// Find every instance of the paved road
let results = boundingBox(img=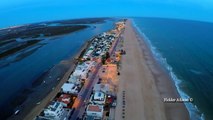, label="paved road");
[70,32,123,120]
[70,63,101,120]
